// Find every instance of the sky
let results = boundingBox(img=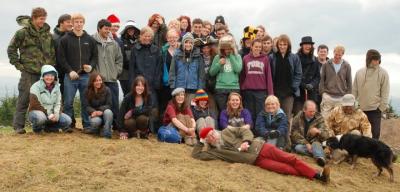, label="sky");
[0,0,399,109]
